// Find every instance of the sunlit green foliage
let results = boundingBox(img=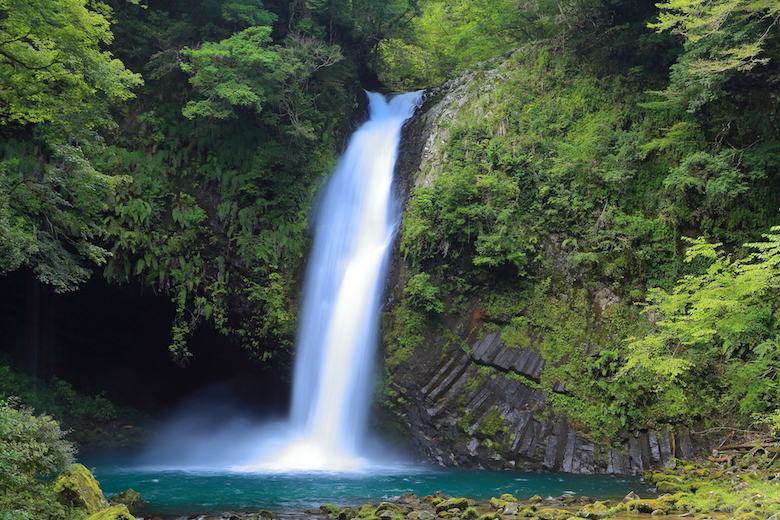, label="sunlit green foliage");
[0,399,75,520]
[624,228,780,424]
[0,0,142,126]
[375,0,564,89]
[404,272,444,313]
[649,0,780,111]
[0,0,142,292]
